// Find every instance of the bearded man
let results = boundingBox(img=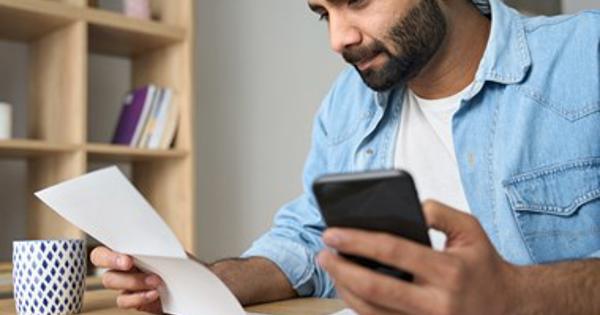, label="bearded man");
[92,0,600,314]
